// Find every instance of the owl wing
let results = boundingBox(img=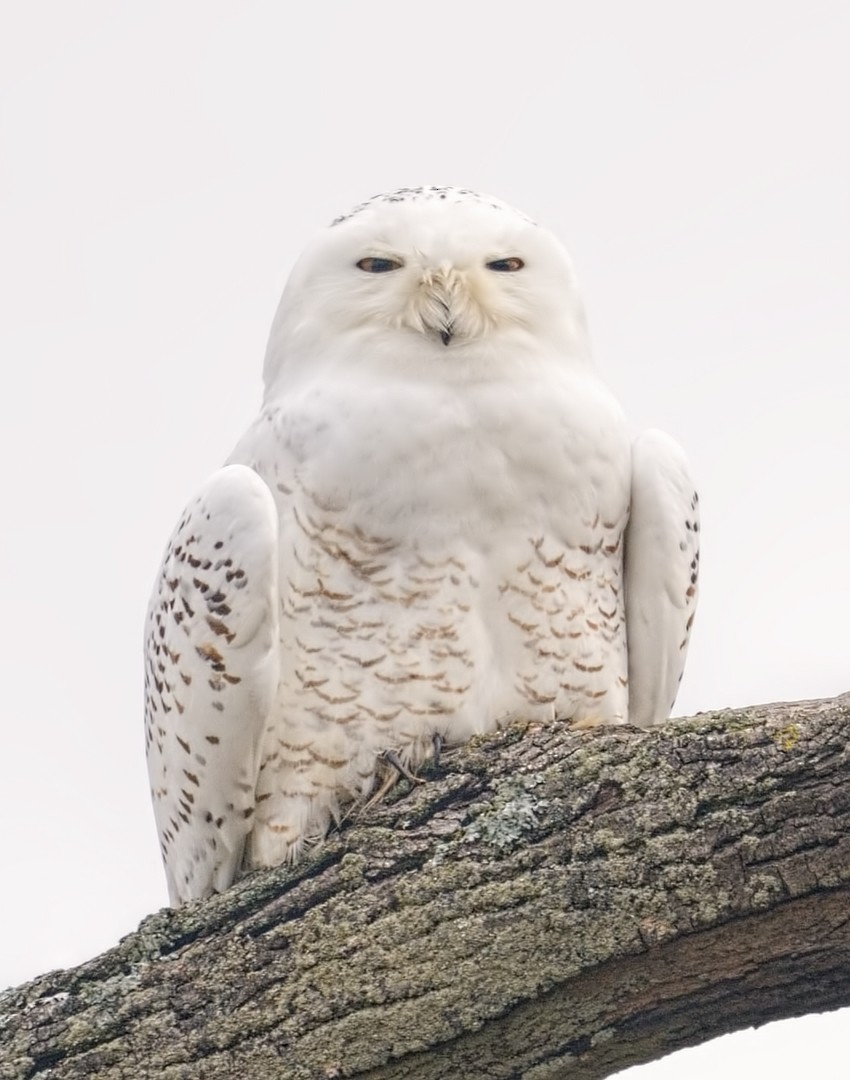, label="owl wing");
[624,430,699,727]
[144,464,280,904]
